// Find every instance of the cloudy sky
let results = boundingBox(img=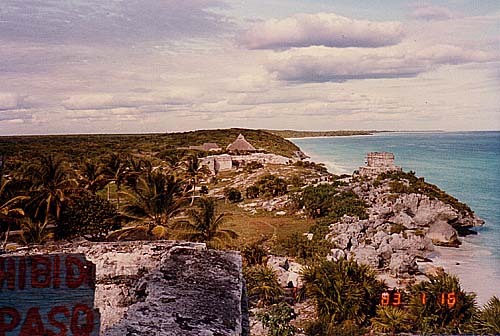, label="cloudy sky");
[0,0,498,135]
